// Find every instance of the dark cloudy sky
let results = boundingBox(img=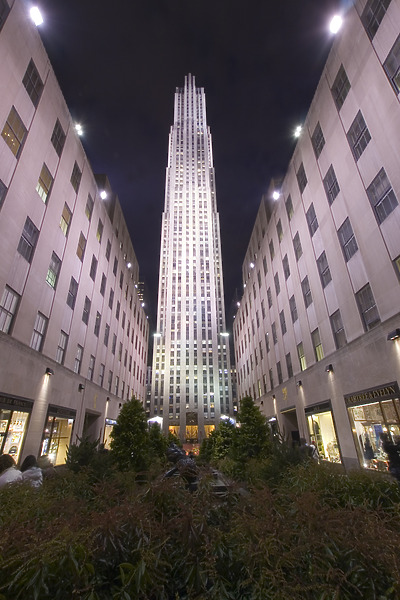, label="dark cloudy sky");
[37,0,341,328]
